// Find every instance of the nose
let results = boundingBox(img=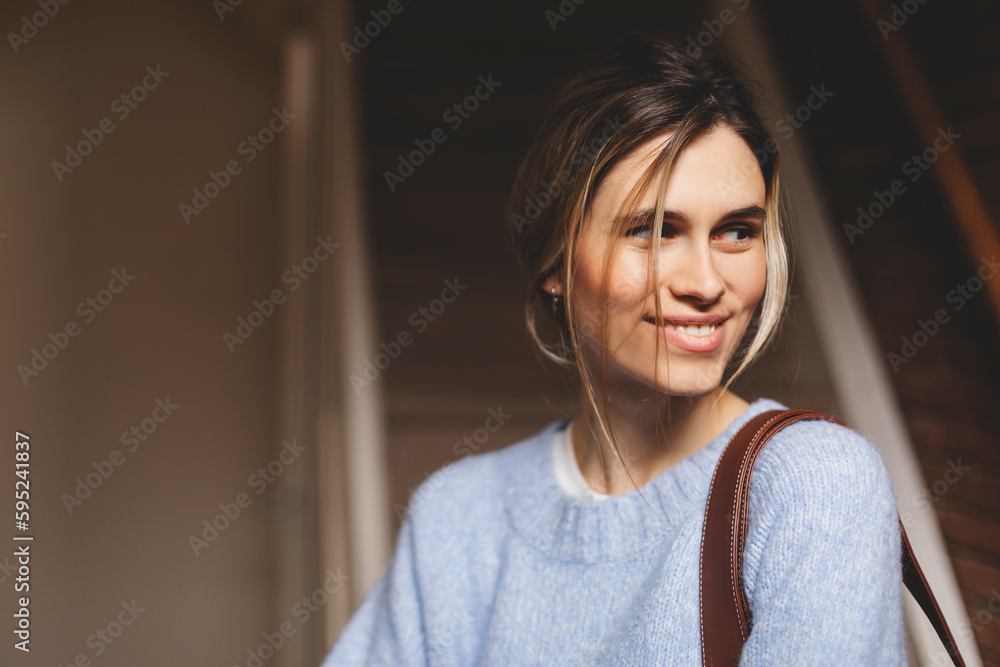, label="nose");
[665,242,726,304]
